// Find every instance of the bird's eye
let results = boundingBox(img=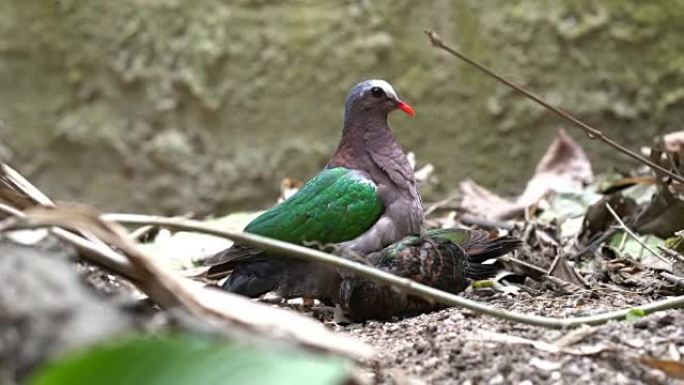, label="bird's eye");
[370,87,384,98]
